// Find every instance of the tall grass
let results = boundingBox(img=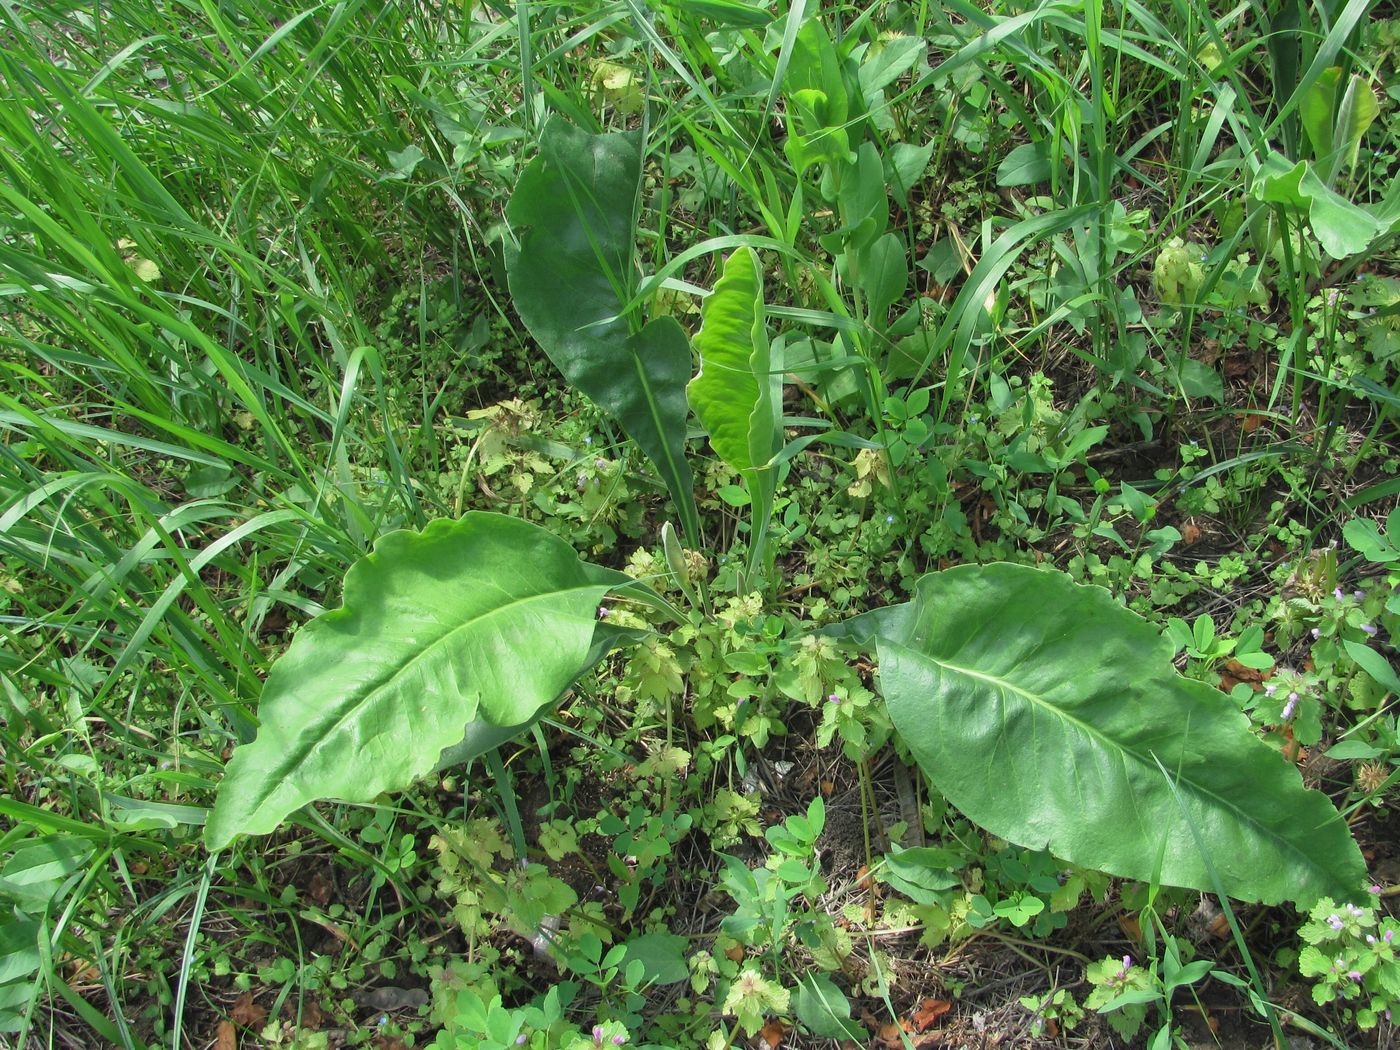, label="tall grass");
[0,1,493,1040]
